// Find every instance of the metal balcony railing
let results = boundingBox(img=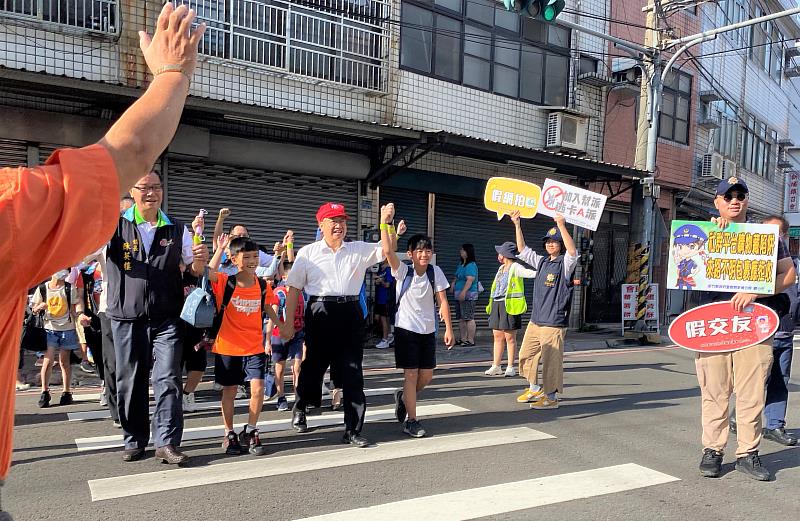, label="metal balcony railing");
[0,0,118,34]
[182,0,390,93]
